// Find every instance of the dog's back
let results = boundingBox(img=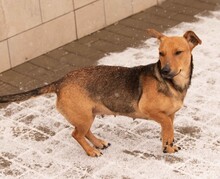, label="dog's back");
[62,65,155,114]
